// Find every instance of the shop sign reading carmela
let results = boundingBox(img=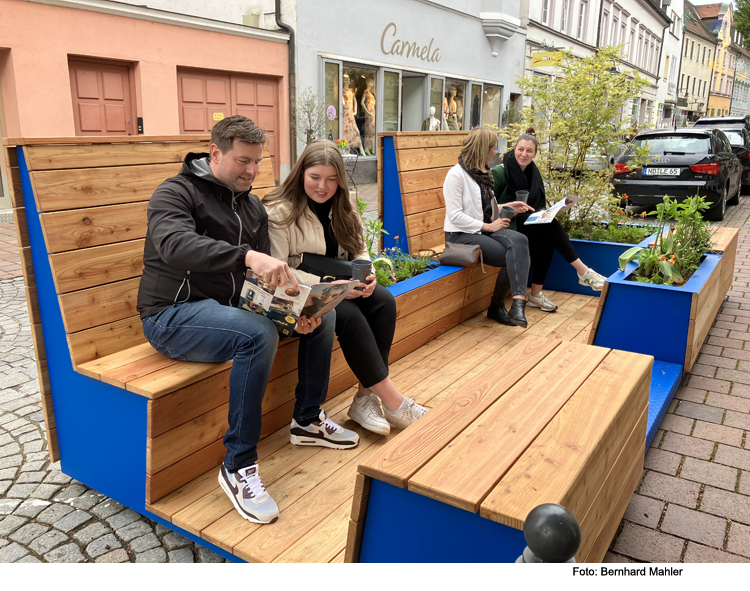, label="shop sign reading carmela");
[380,22,441,63]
